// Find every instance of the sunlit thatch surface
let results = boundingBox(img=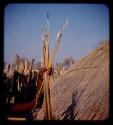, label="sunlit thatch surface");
[35,41,109,120]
